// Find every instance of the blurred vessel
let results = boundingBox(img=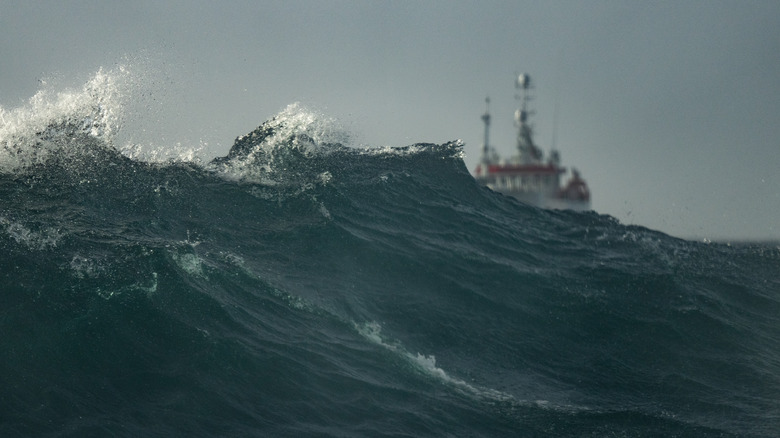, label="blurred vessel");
[473,74,591,211]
